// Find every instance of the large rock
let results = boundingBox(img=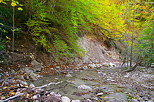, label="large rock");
[20,67,41,80]
[105,93,128,102]
[61,96,71,102]
[31,60,43,72]
[66,73,72,77]
[78,85,92,91]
